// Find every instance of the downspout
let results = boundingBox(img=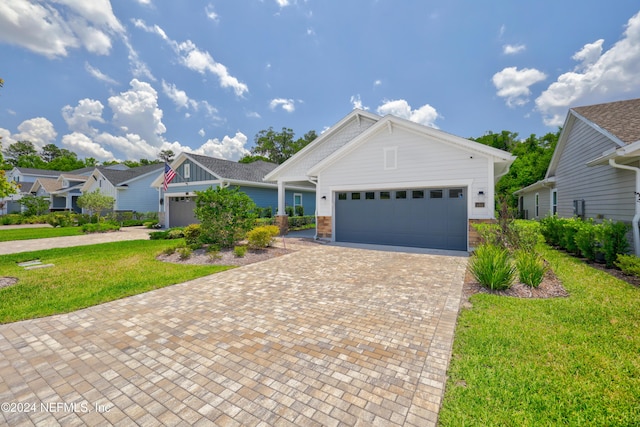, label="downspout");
[609,159,640,256]
[307,177,318,240]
